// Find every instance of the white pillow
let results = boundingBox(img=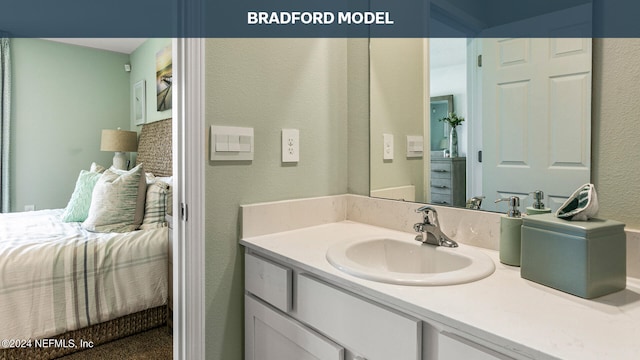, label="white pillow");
[90,162,106,173]
[145,172,173,187]
[143,173,173,217]
[155,176,173,187]
[140,181,170,229]
[82,164,146,233]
